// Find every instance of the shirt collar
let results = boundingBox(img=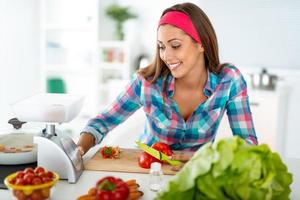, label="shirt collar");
[166,70,219,97]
